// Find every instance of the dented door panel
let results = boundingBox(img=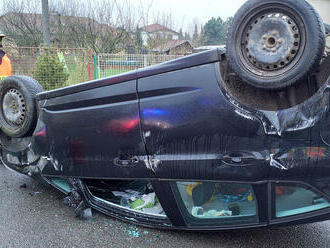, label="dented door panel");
[138,62,271,181]
[37,80,153,179]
